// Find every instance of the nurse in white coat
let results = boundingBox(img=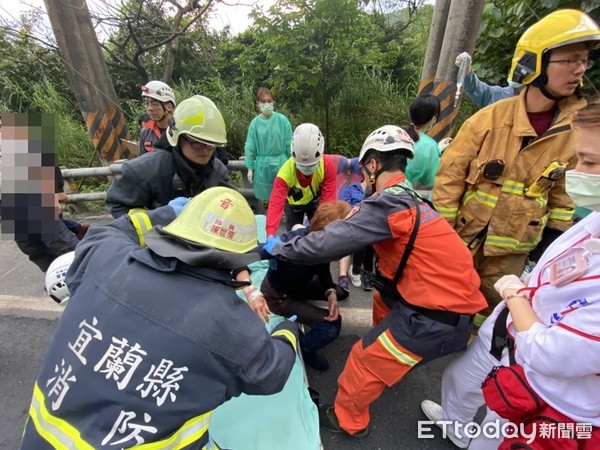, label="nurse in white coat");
[421,97,600,449]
